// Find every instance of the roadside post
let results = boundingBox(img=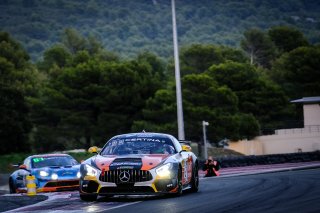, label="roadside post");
[202,121,209,160]
[26,174,36,196]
